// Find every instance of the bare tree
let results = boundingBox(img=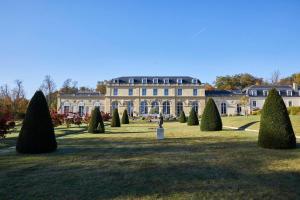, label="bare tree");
[40,75,56,107]
[0,84,11,98]
[271,70,280,85]
[12,80,25,101]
